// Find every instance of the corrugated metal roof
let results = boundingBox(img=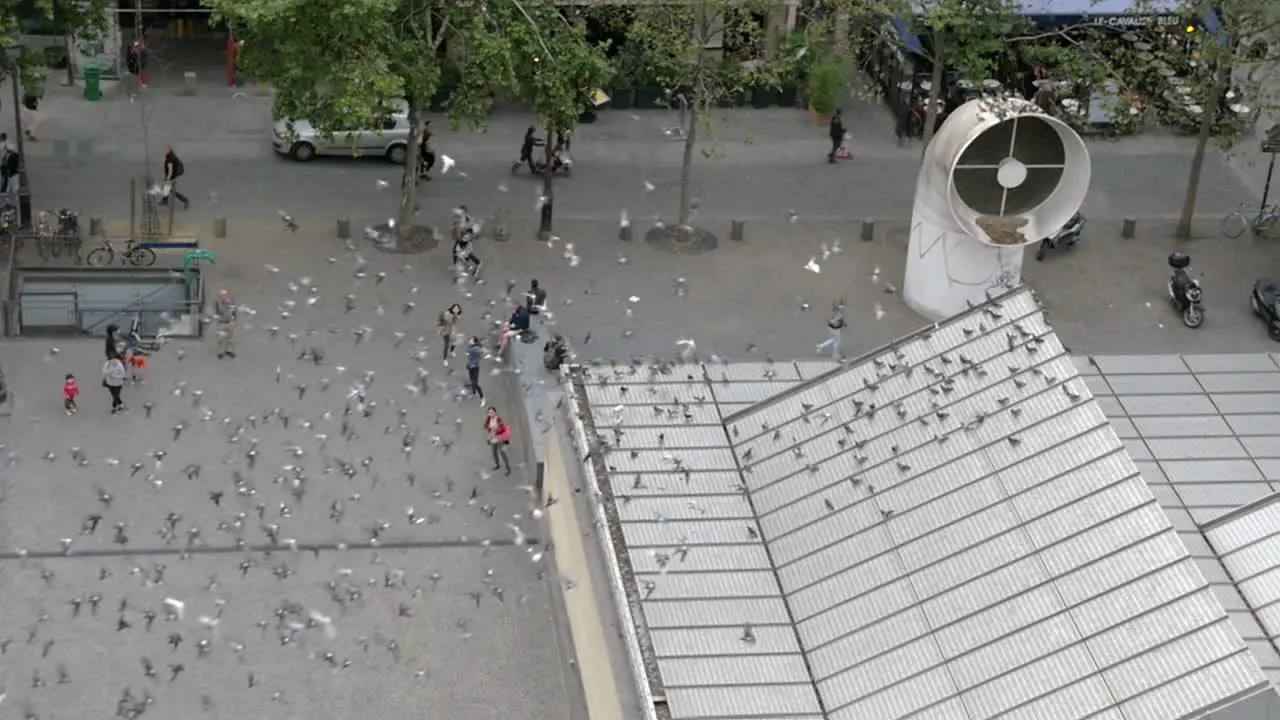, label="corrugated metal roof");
[719,287,1268,720]
[570,292,1280,720]
[1077,352,1280,688]
[578,359,835,720]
